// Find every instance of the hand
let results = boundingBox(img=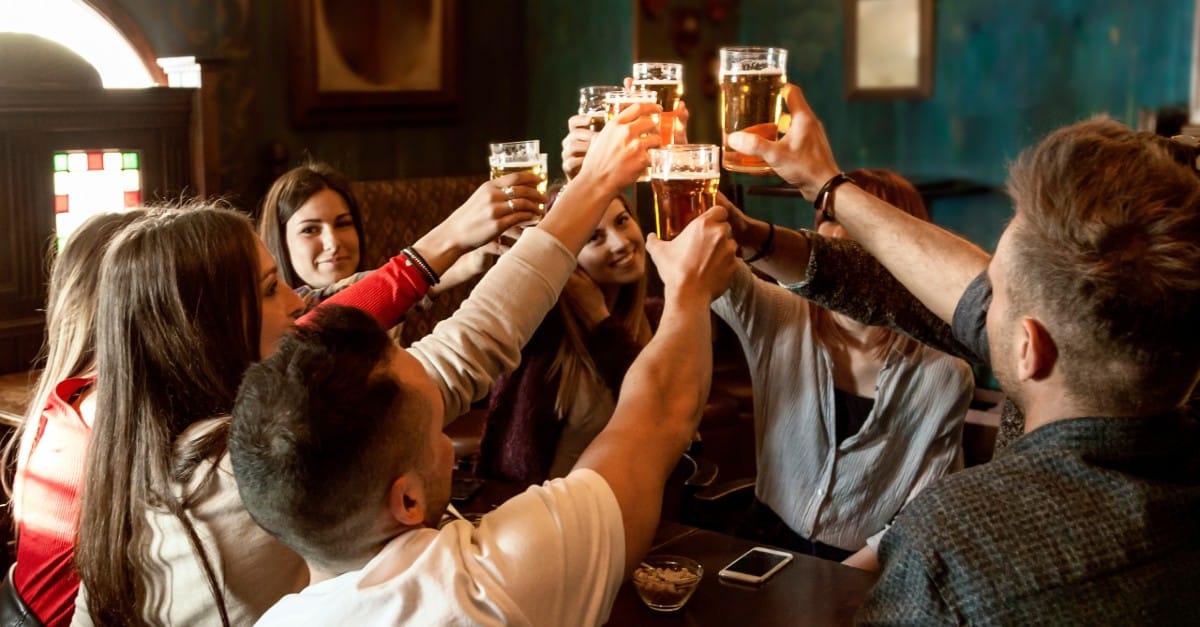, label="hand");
[440,173,546,252]
[725,83,840,200]
[561,113,595,181]
[671,99,690,144]
[624,76,690,144]
[578,101,662,192]
[646,207,737,302]
[713,192,750,244]
[432,240,508,293]
[563,268,610,330]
